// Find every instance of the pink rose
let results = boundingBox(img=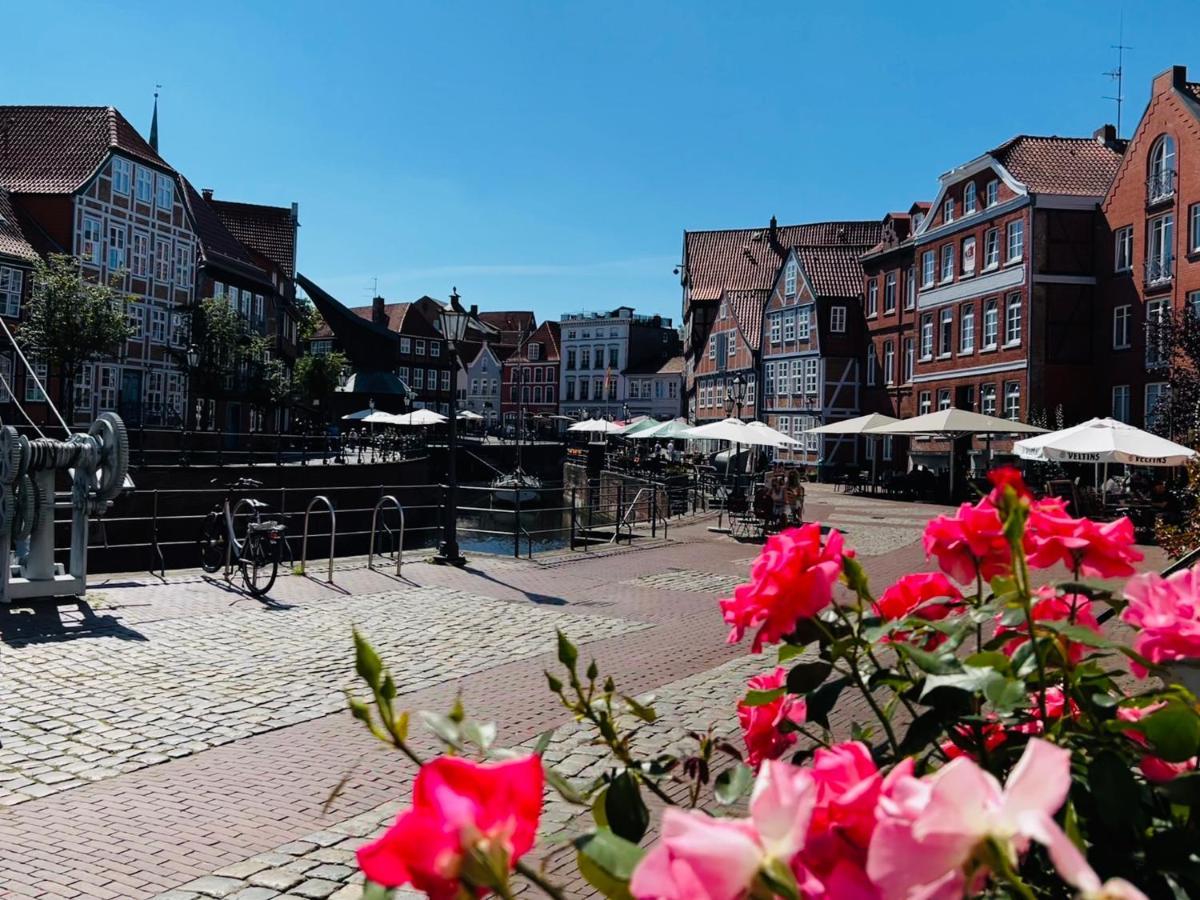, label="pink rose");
[1122,569,1200,676]
[738,667,808,769]
[995,587,1101,664]
[923,502,1011,585]
[357,755,543,897]
[797,742,885,891]
[720,524,850,652]
[875,572,963,649]
[1027,503,1142,578]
